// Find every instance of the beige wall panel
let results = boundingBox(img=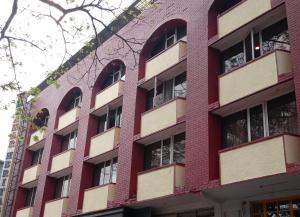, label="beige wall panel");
[95,81,124,109]
[284,135,300,164]
[145,42,187,81]
[220,136,287,185]
[218,0,271,37]
[22,164,40,184]
[44,198,68,217]
[57,107,80,130]
[16,207,33,217]
[50,149,74,174]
